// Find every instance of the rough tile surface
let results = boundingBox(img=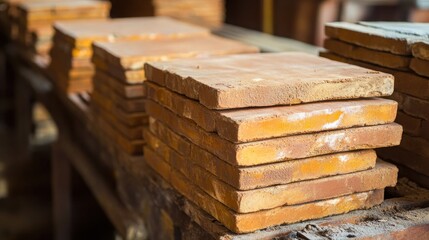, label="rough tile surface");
[145,52,394,109]
[93,35,259,70]
[54,17,210,48]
